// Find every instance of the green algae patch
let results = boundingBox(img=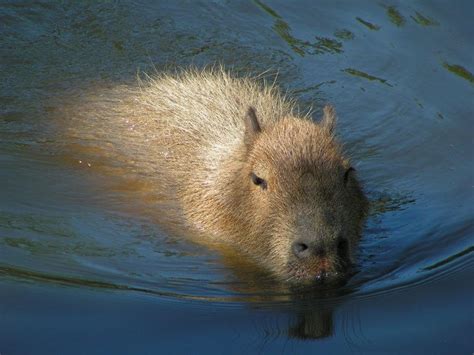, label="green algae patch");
[334,29,354,40]
[386,6,405,26]
[272,21,344,56]
[442,62,474,84]
[272,22,343,56]
[253,0,306,56]
[4,237,38,250]
[414,98,424,108]
[253,0,281,19]
[314,36,343,54]
[273,19,306,56]
[2,236,117,257]
[356,17,381,30]
[292,80,337,95]
[254,0,344,56]
[113,40,125,51]
[342,68,392,86]
[254,0,298,56]
[189,44,212,55]
[0,213,76,238]
[411,11,439,26]
[370,193,416,215]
